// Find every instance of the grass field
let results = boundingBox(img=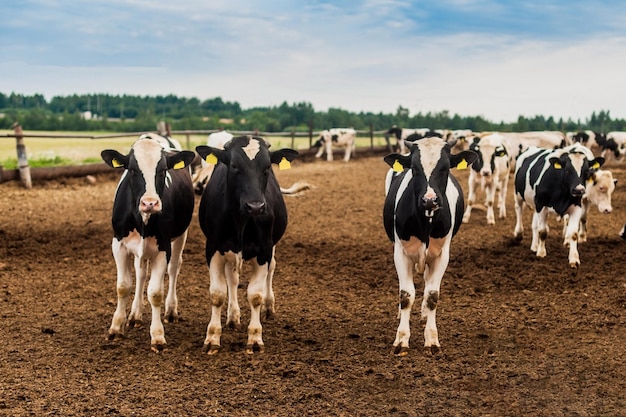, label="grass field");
[0,130,388,168]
